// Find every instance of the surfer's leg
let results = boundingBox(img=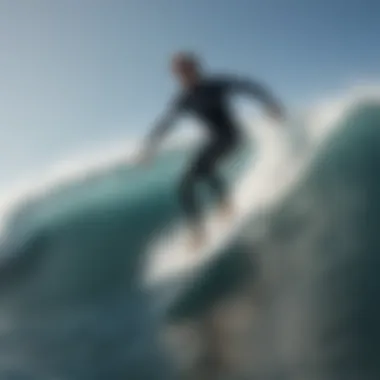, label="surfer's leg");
[178,143,220,248]
[178,140,235,246]
[202,140,237,218]
[179,141,220,223]
[179,168,201,224]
